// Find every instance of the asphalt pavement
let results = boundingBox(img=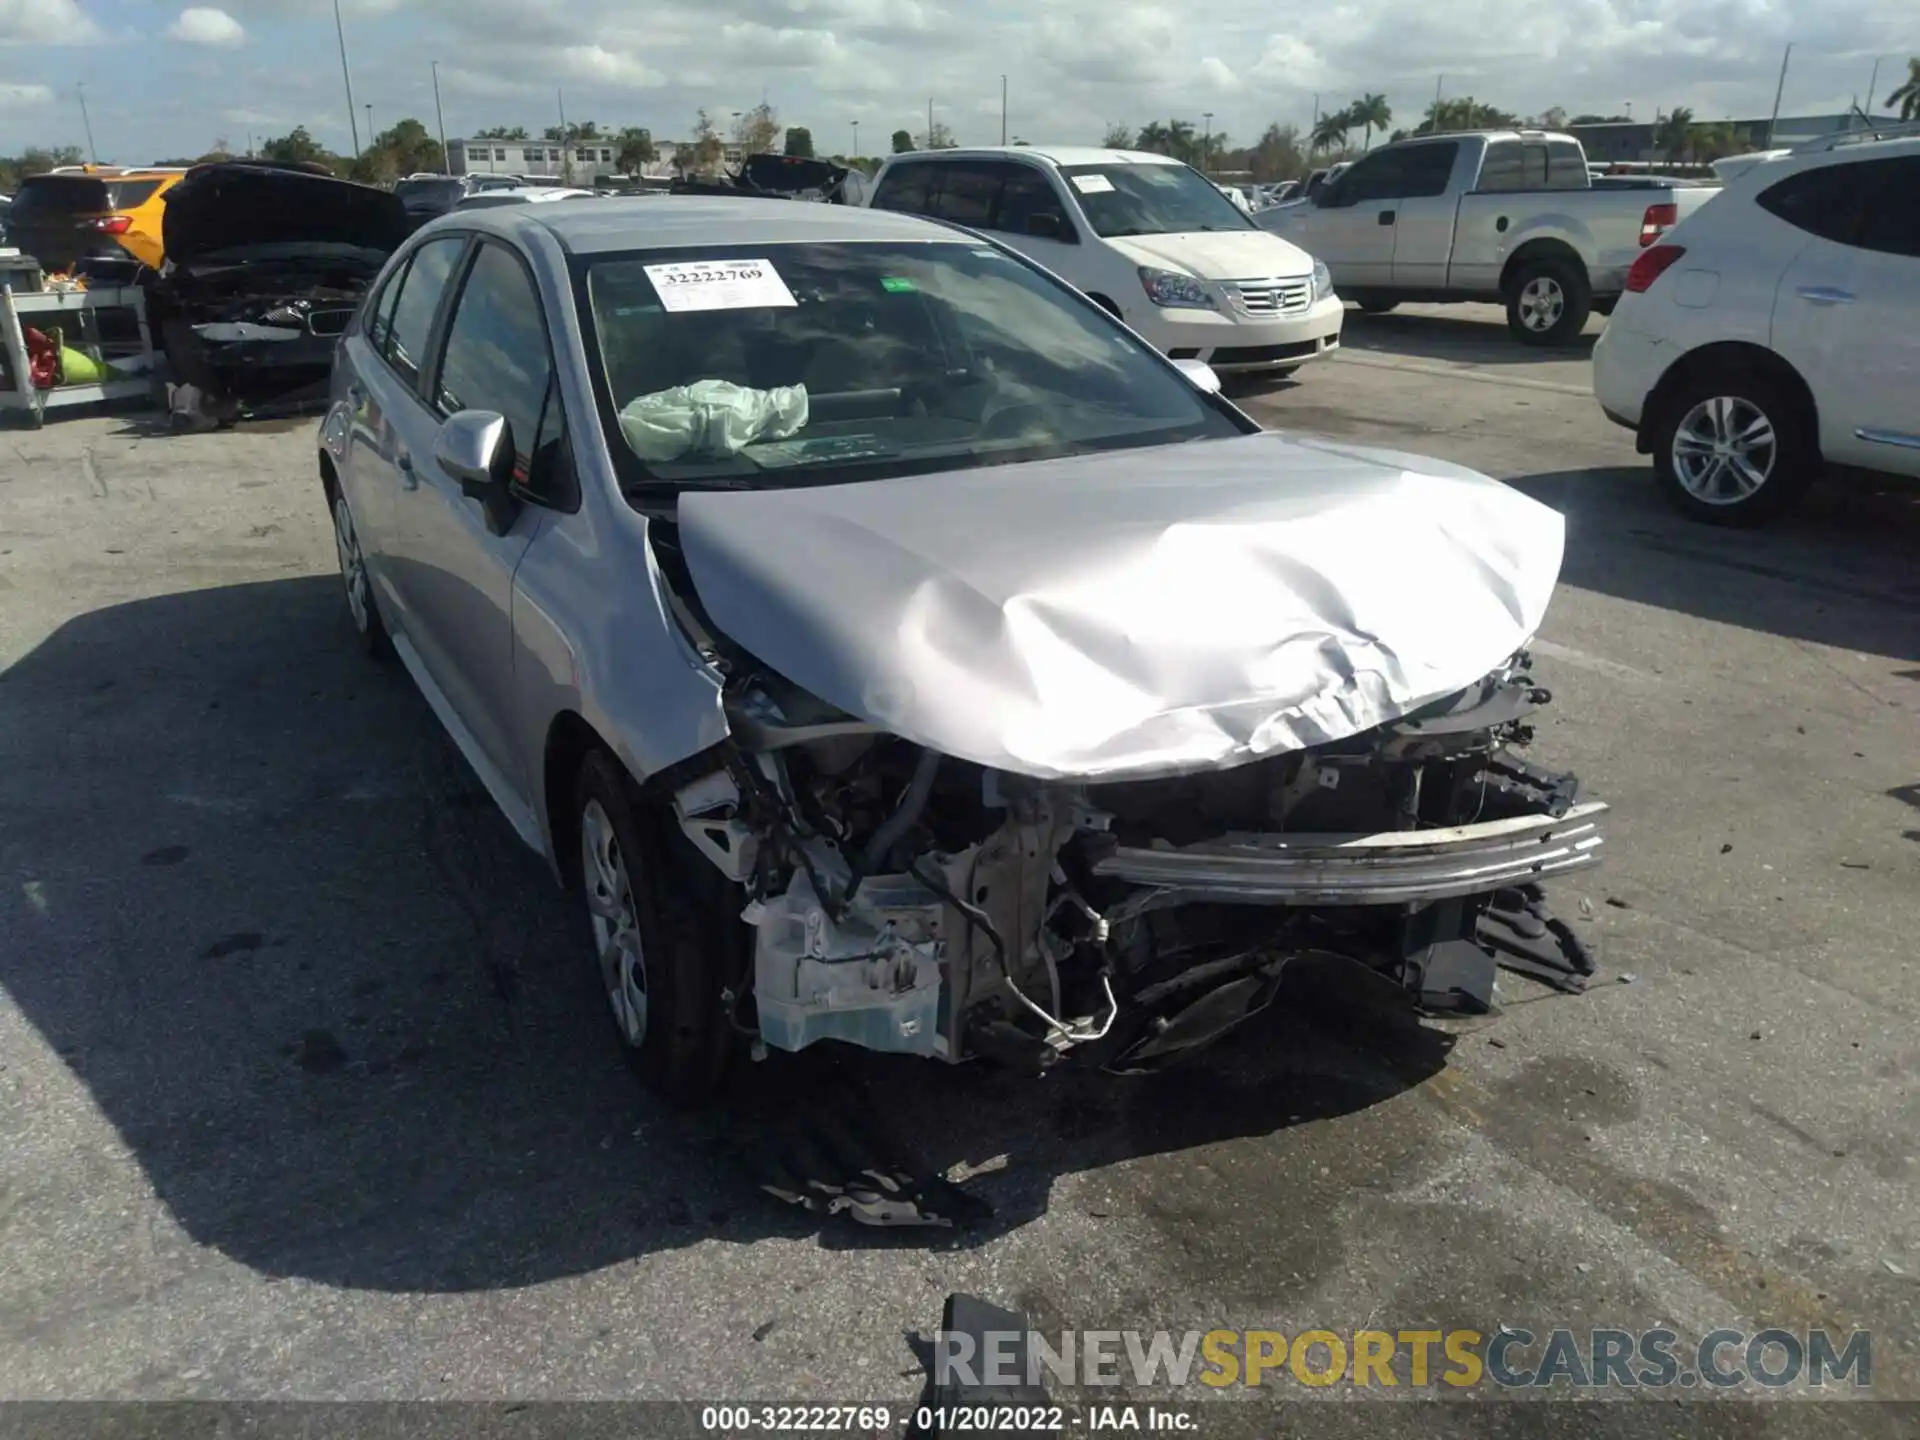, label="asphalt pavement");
[1,304,1916,1421]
